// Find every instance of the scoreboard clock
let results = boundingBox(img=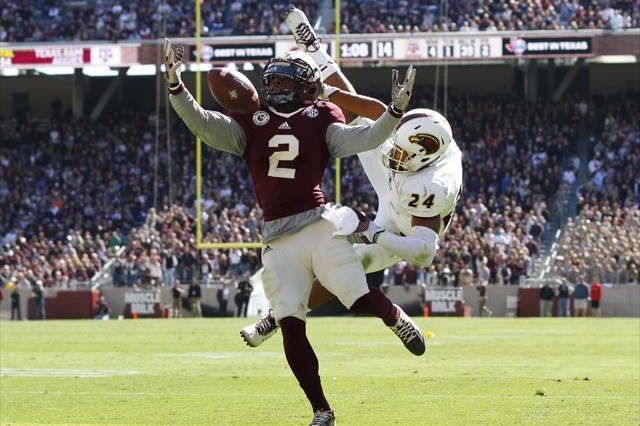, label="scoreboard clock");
[338,41,395,59]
